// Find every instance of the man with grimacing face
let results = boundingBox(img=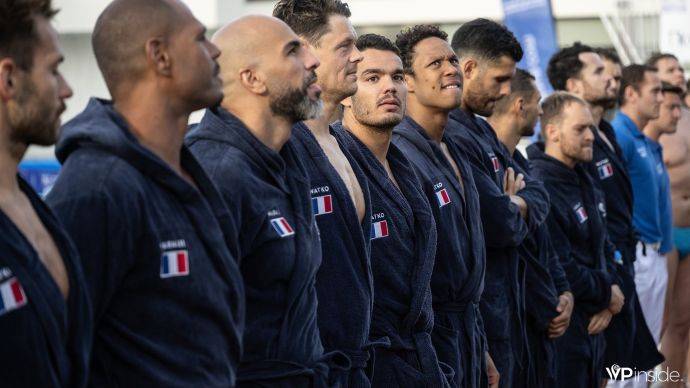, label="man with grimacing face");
[390,24,496,388]
[0,1,92,386]
[186,16,339,387]
[548,44,664,382]
[273,1,377,386]
[527,92,619,388]
[446,18,552,388]
[336,33,447,386]
[46,0,245,386]
[488,69,574,388]
[612,66,671,377]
